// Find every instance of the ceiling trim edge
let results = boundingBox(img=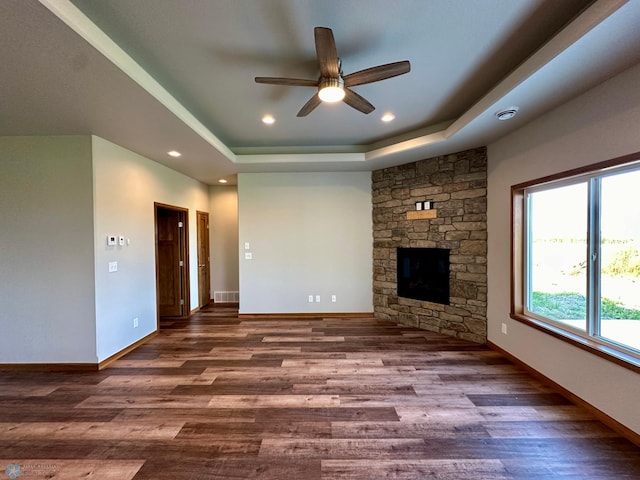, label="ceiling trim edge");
[38,0,237,162]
